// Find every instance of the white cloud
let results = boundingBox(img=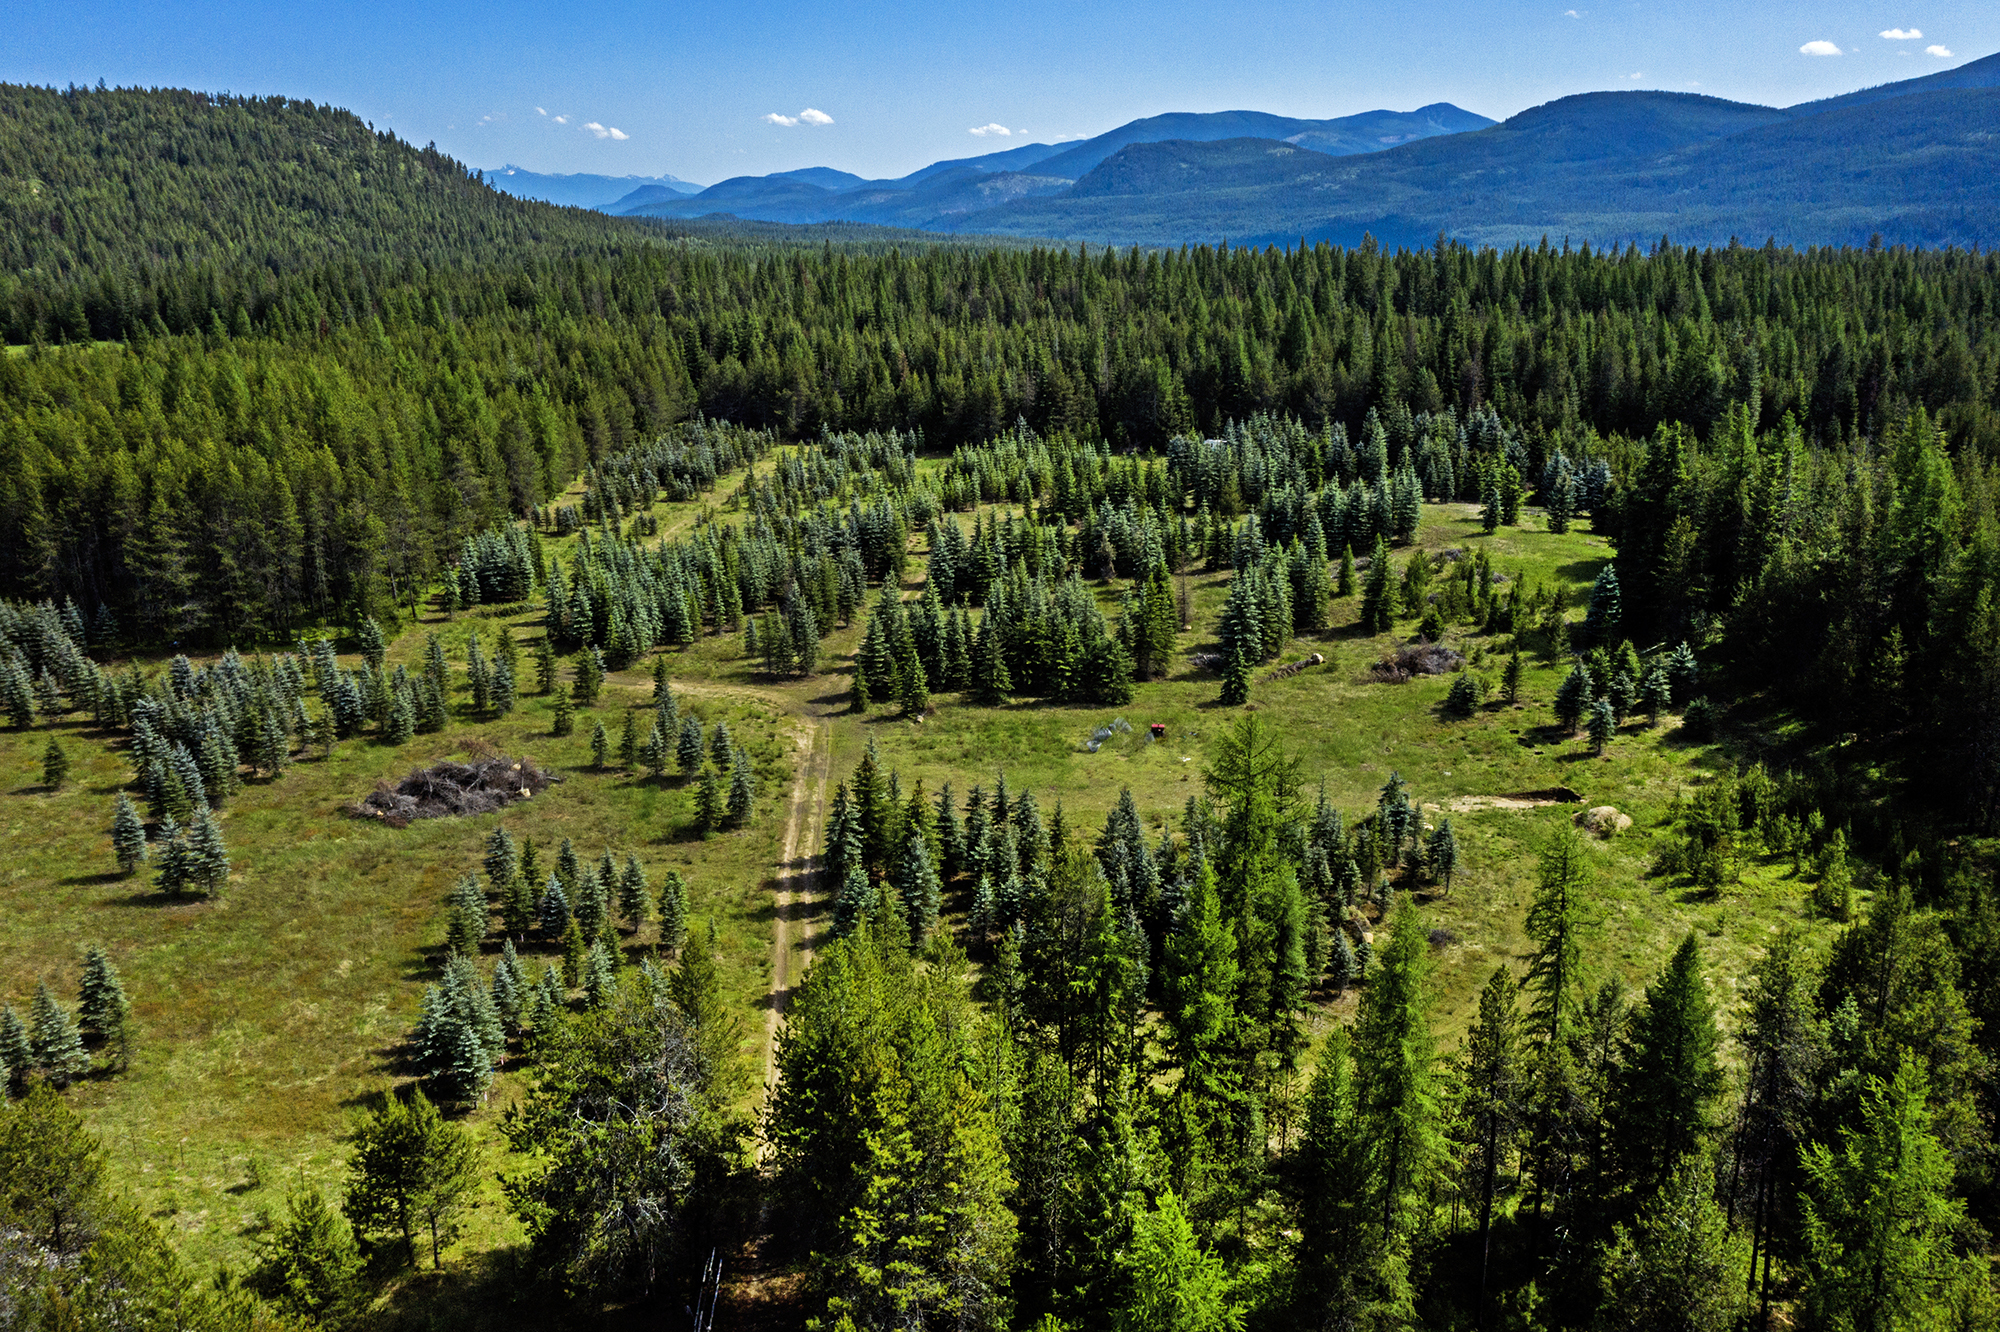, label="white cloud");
[1564,8,1582,16]
[1799,39,1842,56]
[1927,44,1953,57]
[1879,27,1922,39]
[582,121,628,140]
[534,106,547,116]
[969,123,1013,136]
[764,108,833,127]
[552,114,568,124]
[1628,71,1643,79]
